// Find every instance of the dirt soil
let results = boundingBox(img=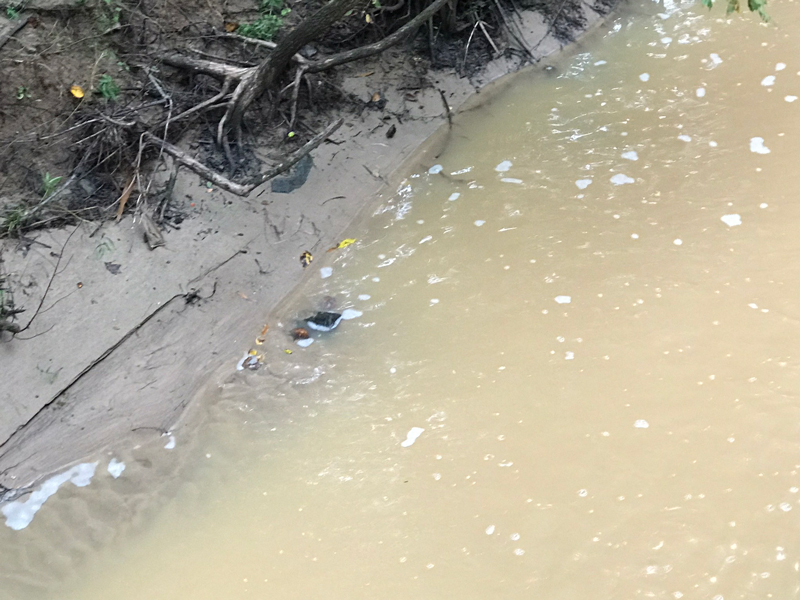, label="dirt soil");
[0,0,614,495]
